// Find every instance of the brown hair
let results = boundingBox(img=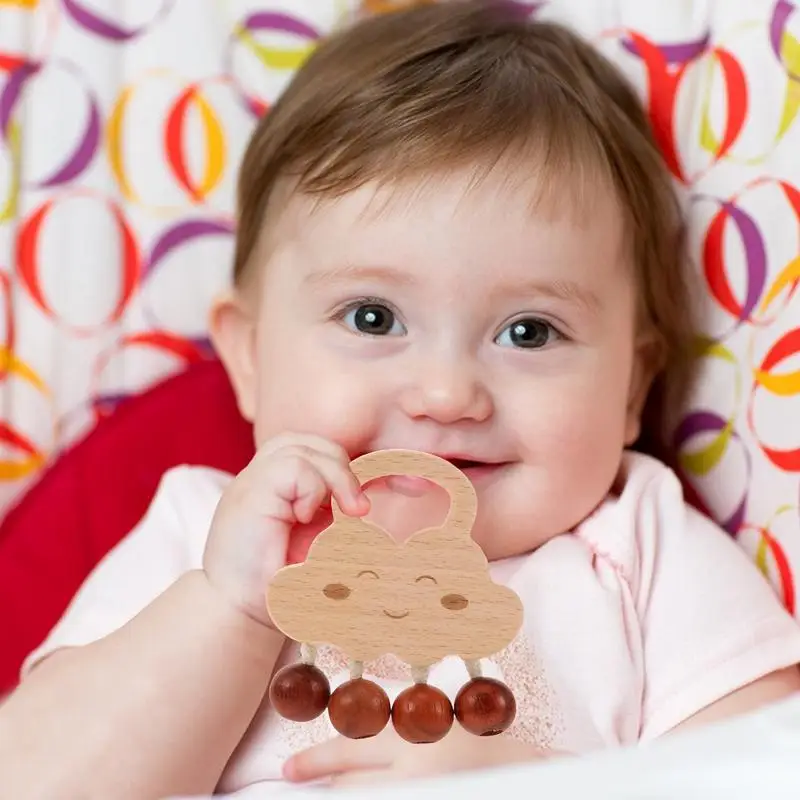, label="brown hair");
[232,0,696,464]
